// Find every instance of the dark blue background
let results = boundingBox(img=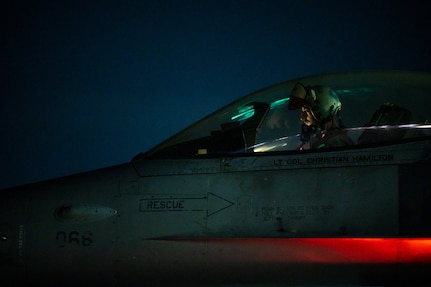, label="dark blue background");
[1,0,430,189]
